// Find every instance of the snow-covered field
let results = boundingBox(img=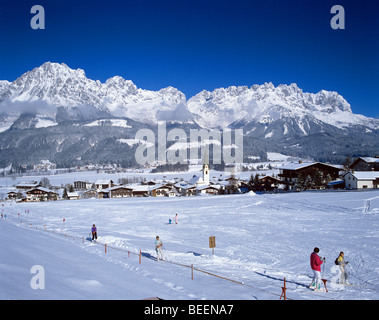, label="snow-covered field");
[1,190,379,300]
